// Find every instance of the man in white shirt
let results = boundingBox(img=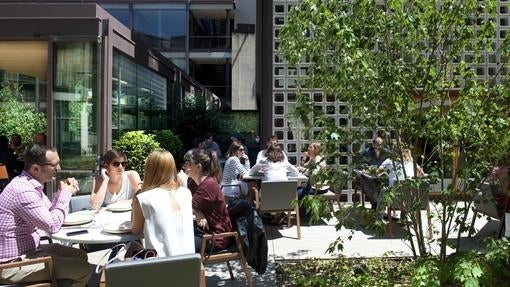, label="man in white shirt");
[256,135,287,164]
